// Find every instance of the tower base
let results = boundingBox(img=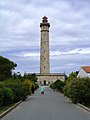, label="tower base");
[36,73,66,85]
